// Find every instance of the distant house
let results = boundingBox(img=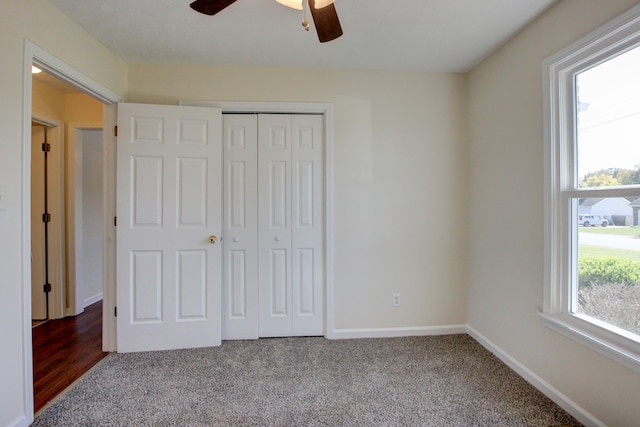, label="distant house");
[578,197,632,225]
